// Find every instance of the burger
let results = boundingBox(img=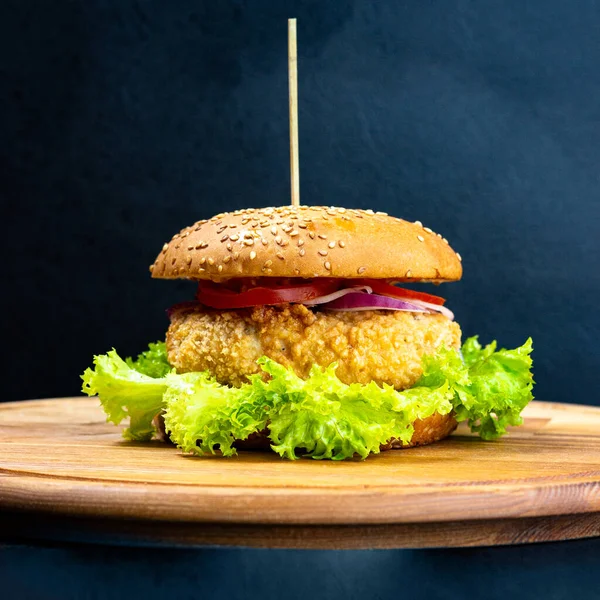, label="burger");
[82,205,534,460]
